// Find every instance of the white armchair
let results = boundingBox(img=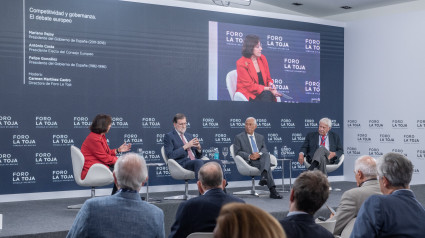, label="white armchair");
[303,154,345,173]
[230,144,277,196]
[161,146,208,200]
[316,220,336,233]
[226,70,248,101]
[68,145,114,209]
[304,154,345,191]
[226,70,281,102]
